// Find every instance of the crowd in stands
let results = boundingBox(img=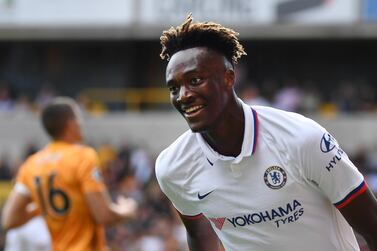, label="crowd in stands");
[1,75,377,115]
[235,78,377,116]
[97,143,188,251]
